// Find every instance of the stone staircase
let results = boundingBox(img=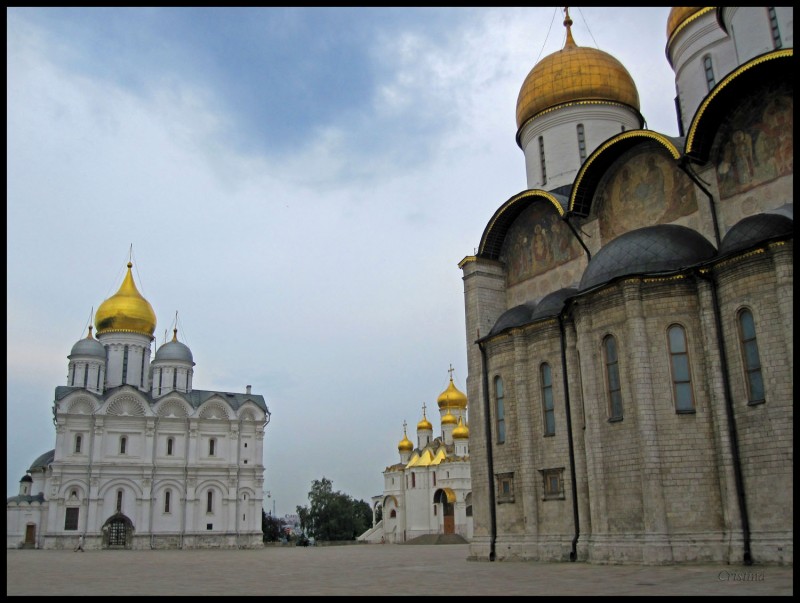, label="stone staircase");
[402,533,468,545]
